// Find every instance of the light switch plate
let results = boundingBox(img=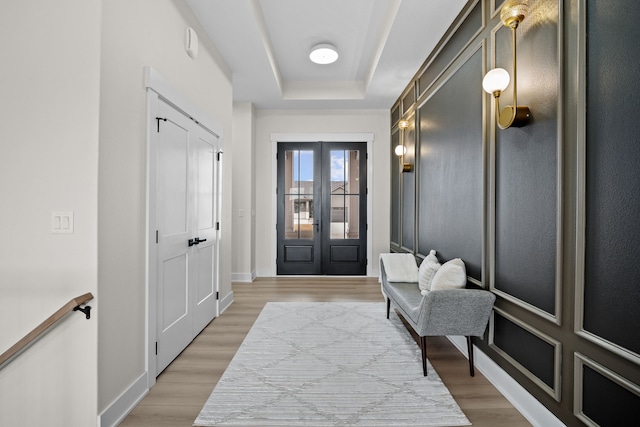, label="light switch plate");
[52,211,74,234]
